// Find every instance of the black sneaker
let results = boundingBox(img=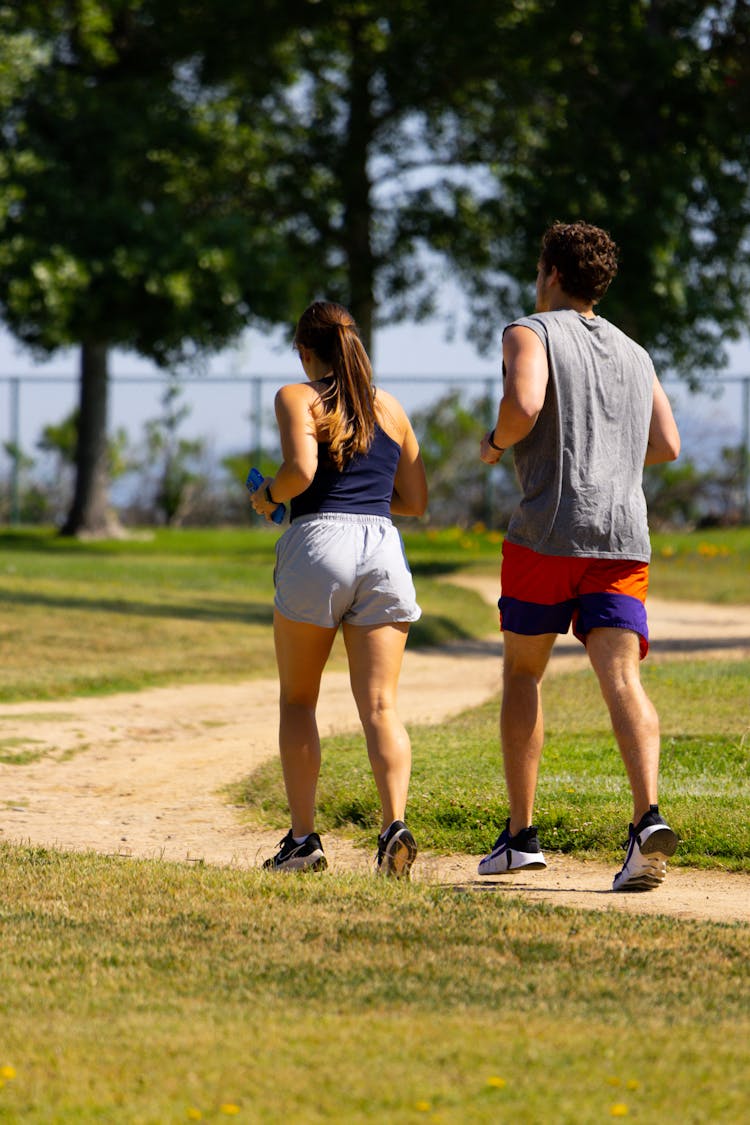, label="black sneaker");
[612,805,678,892]
[477,818,547,875]
[376,820,418,879]
[262,830,327,873]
